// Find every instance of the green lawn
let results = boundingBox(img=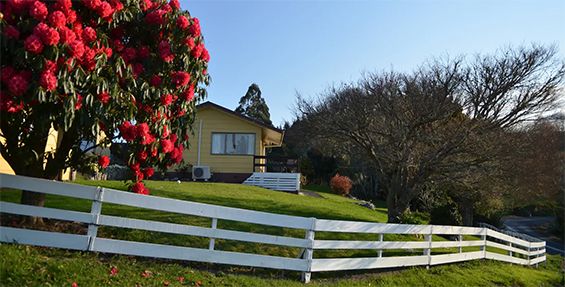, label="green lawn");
[1,180,563,286]
[1,245,562,287]
[1,180,388,222]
